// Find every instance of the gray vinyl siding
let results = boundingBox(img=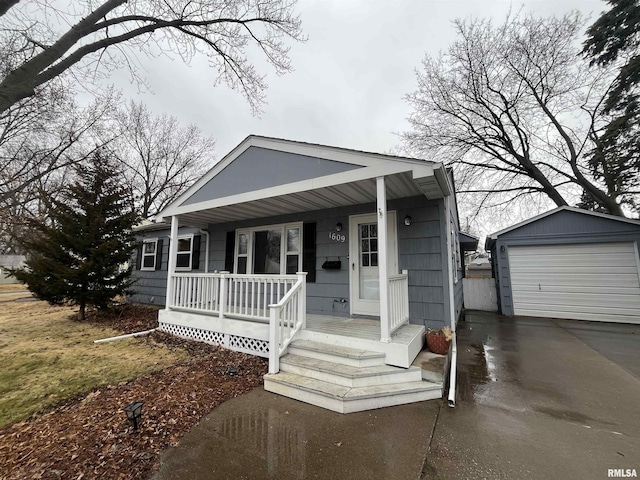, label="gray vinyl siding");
[130,226,205,306]
[181,146,361,206]
[130,196,451,328]
[491,210,640,316]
